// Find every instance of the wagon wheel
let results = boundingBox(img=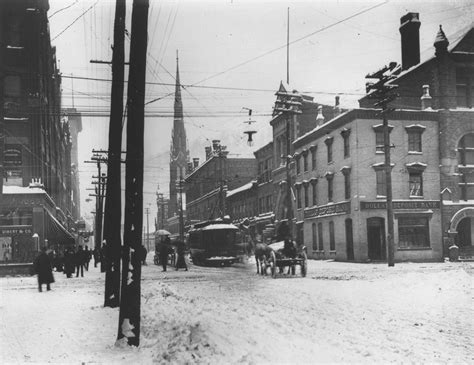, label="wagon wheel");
[270,251,277,278]
[300,251,308,277]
